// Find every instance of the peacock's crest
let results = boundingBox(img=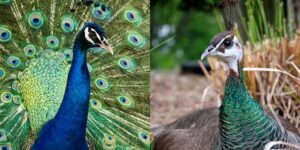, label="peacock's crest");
[0,0,150,149]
